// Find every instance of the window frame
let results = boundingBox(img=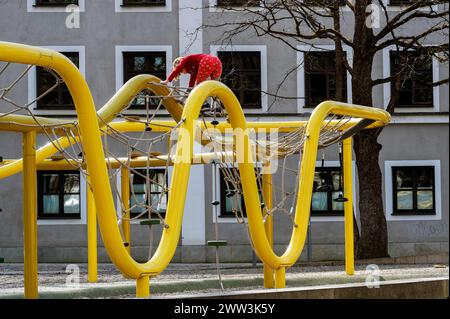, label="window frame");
[297,44,353,113]
[391,166,436,216]
[384,160,442,221]
[122,51,168,110]
[303,50,349,109]
[35,0,78,6]
[214,163,262,223]
[28,46,85,117]
[115,0,172,12]
[382,46,440,113]
[121,0,166,6]
[389,51,435,109]
[129,168,169,219]
[35,51,80,111]
[383,0,439,11]
[27,0,85,12]
[115,45,172,115]
[37,170,82,221]
[208,0,262,12]
[210,45,268,113]
[311,166,345,217]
